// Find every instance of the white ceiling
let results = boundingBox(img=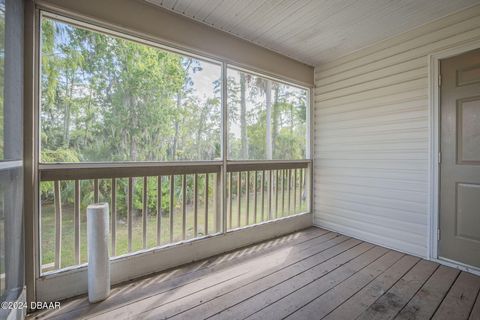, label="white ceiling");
[146,0,479,66]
